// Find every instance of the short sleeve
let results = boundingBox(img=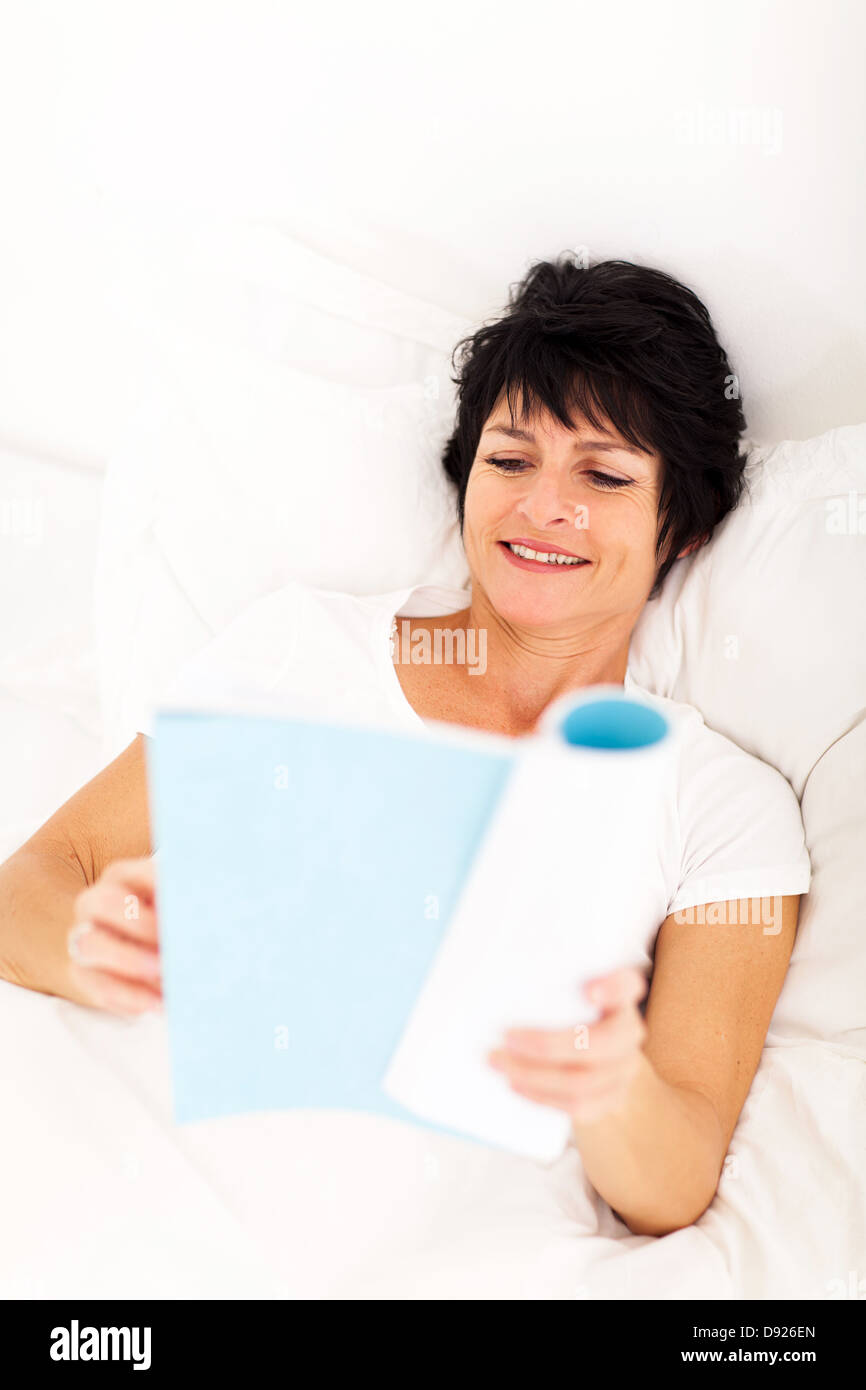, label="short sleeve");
[667,722,811,916]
